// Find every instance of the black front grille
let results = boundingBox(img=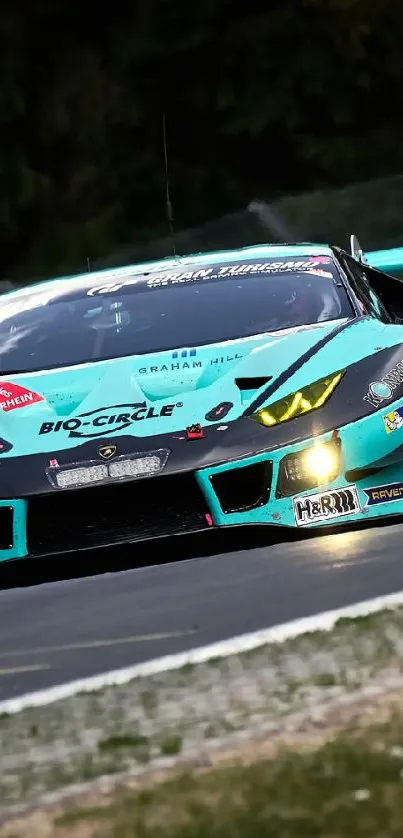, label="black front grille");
[27,472,209,555]
[210,461,272,514]
[0,506,13,549]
